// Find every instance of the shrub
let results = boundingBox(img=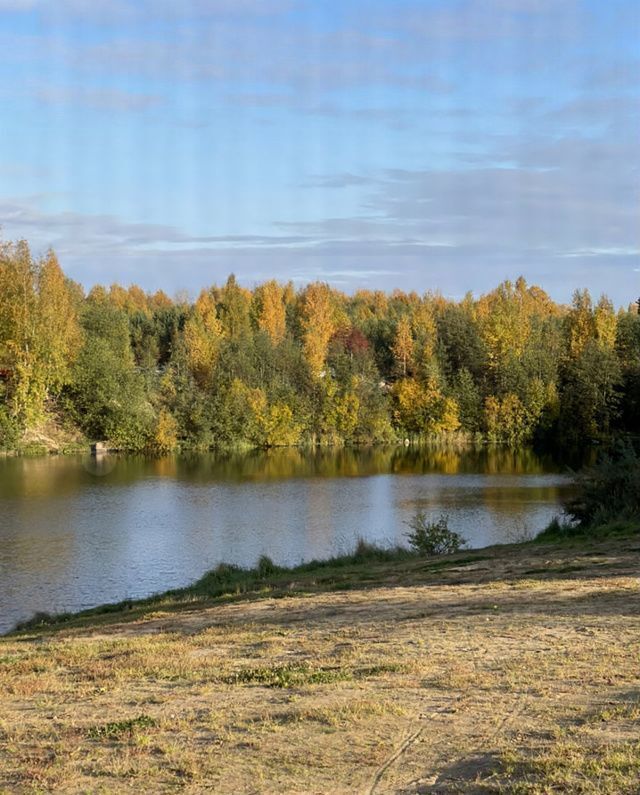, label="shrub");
[404,512,466,555]
[0,405,21,449]
[535,516,579,541]
[149,408,179,454]
[257,555,281,577]
[566,441,640,527]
